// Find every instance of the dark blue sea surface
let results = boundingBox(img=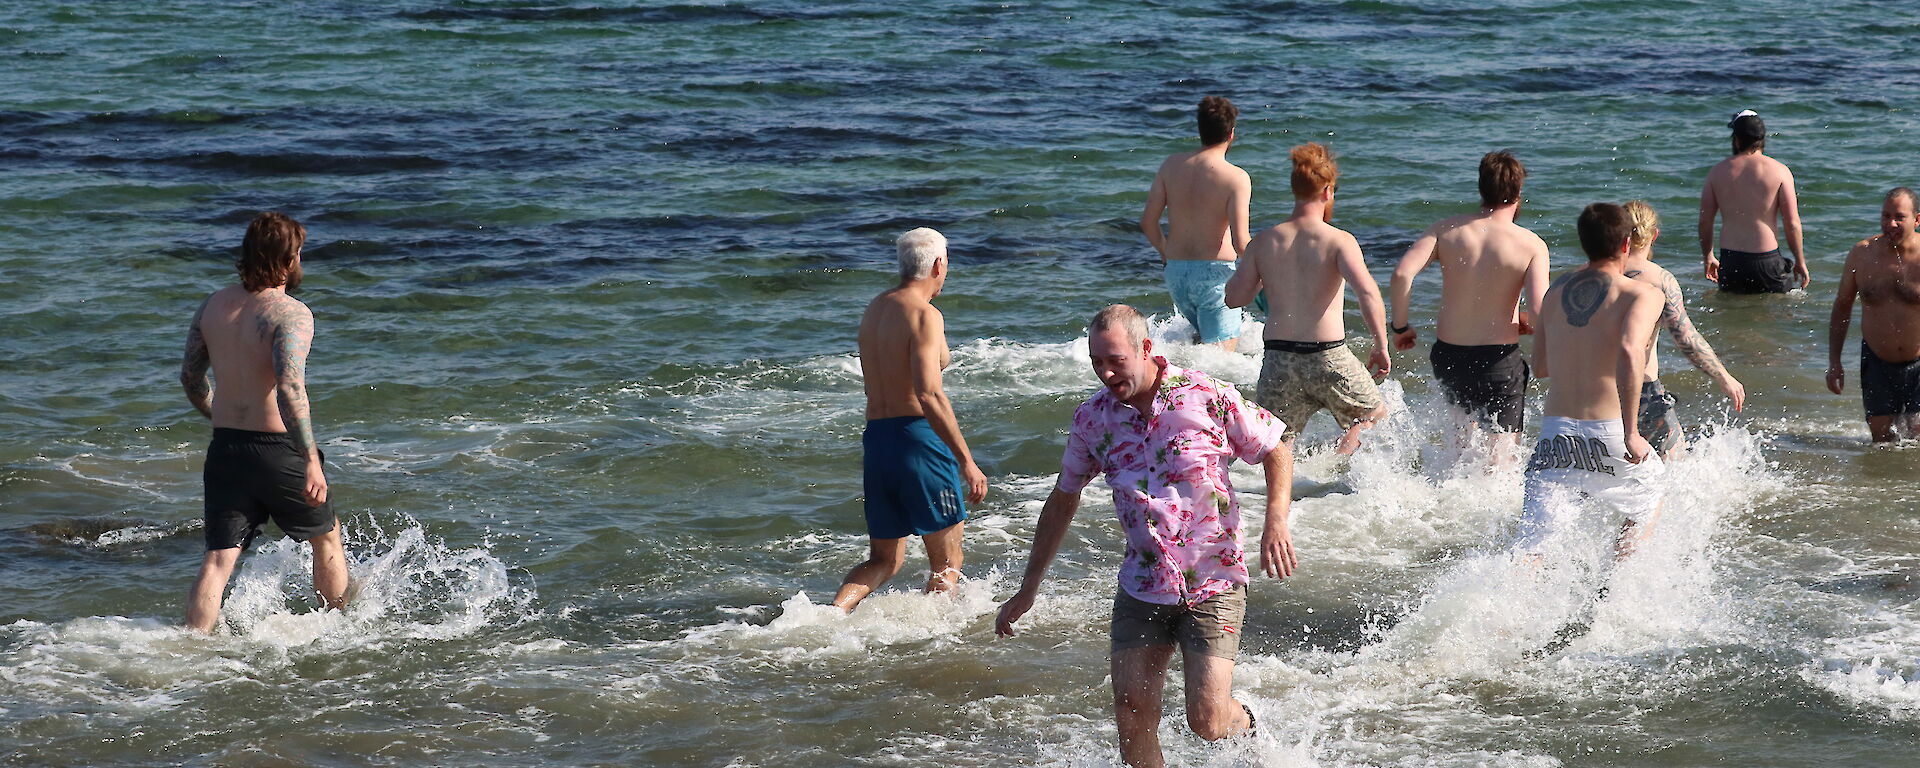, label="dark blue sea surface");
[3,2,1920,766]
